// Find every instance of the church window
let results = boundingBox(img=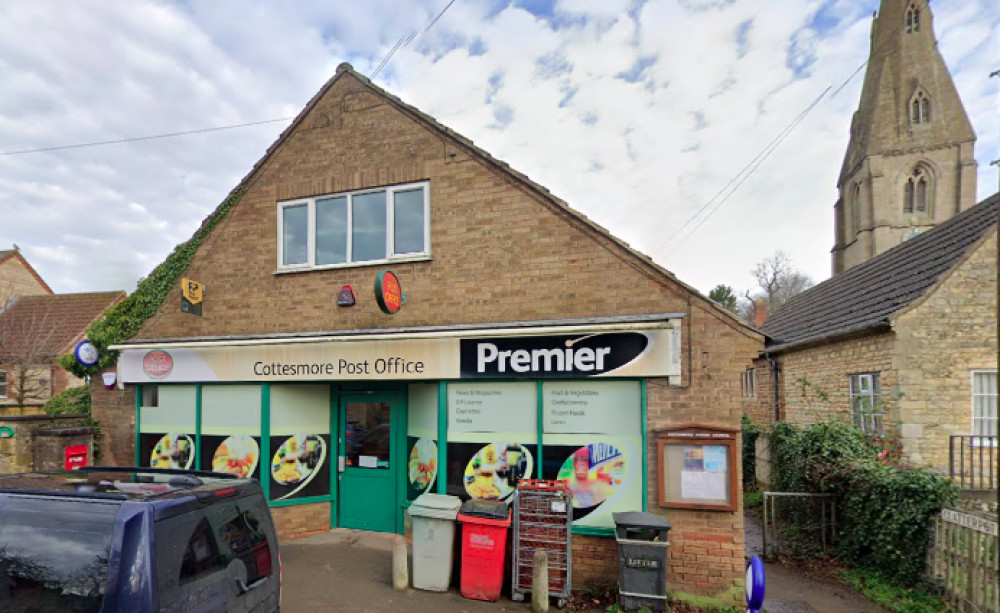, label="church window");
[903,167,930,214]
[911,91,930,124]
[848,183,861,237]
[905,5,920,33]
